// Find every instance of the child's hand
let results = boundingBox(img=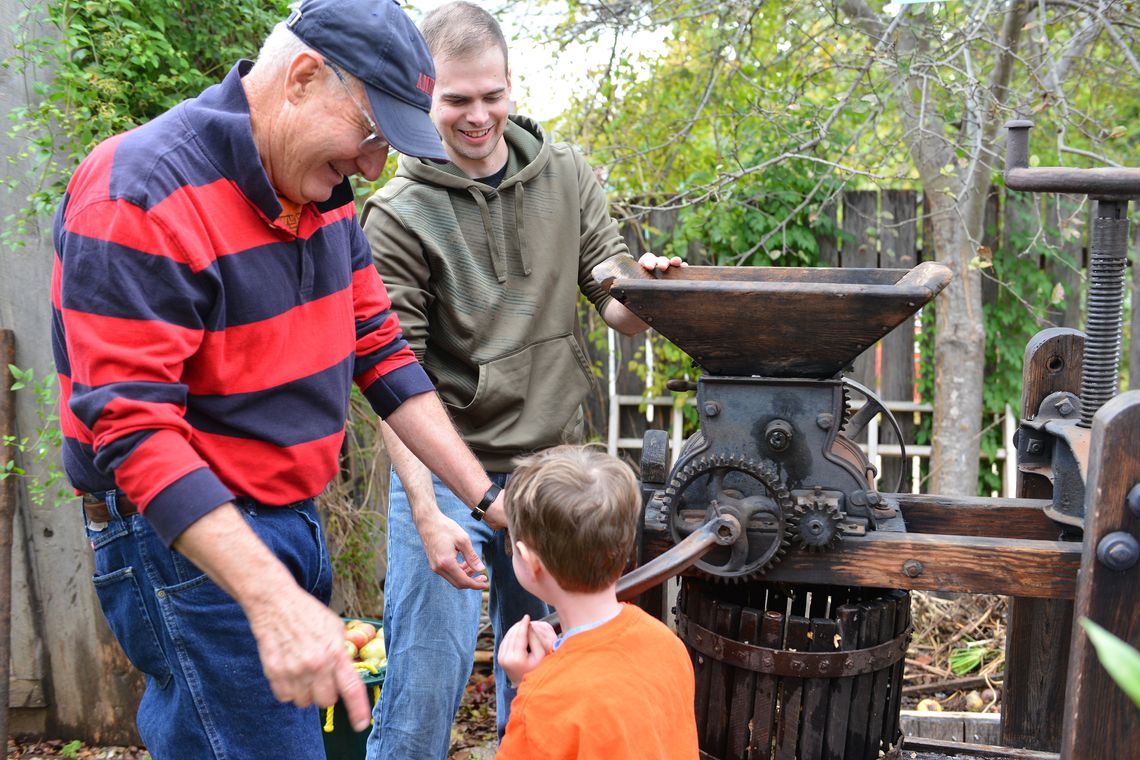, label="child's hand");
[498,614,556,687]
